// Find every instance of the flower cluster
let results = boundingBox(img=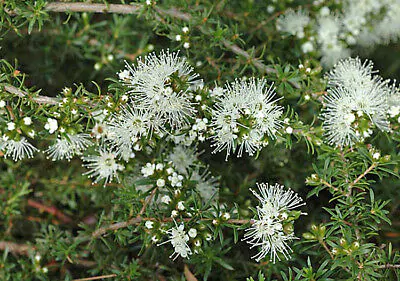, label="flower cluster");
[210,78,283,160]
[275,1,400,67]
[119,49,200,130]
[243,183,305,263]
[321,57,396,147]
